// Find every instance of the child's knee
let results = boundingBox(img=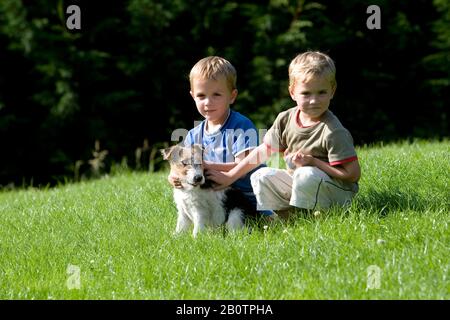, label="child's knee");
[292,166,323,188]
[250,167,275,187]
